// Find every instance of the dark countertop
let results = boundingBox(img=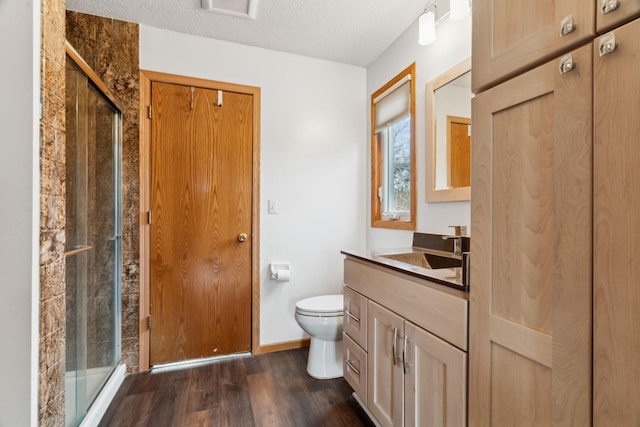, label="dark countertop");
[341,247,467,292]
